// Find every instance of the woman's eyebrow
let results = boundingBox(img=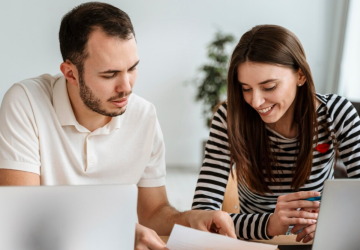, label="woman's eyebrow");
[239,78,279,86]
